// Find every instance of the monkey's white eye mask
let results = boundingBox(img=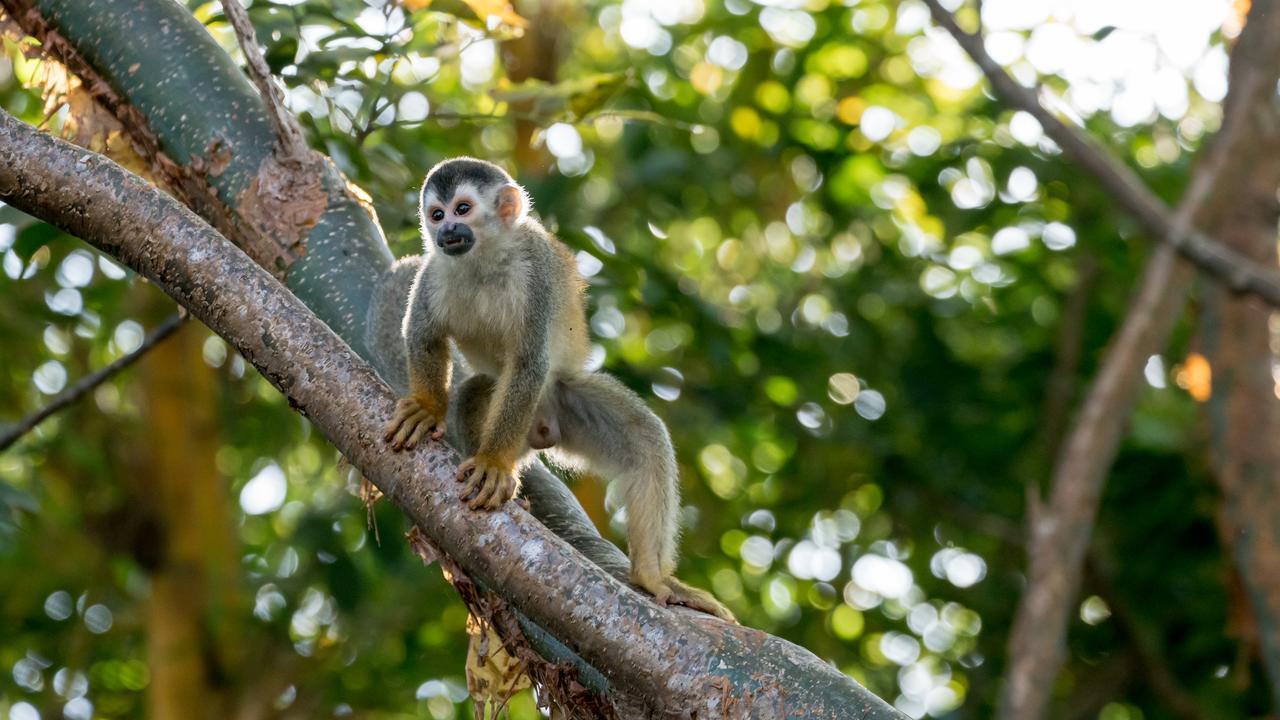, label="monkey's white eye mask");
[421,182,484,256]
[420,181,529,257]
